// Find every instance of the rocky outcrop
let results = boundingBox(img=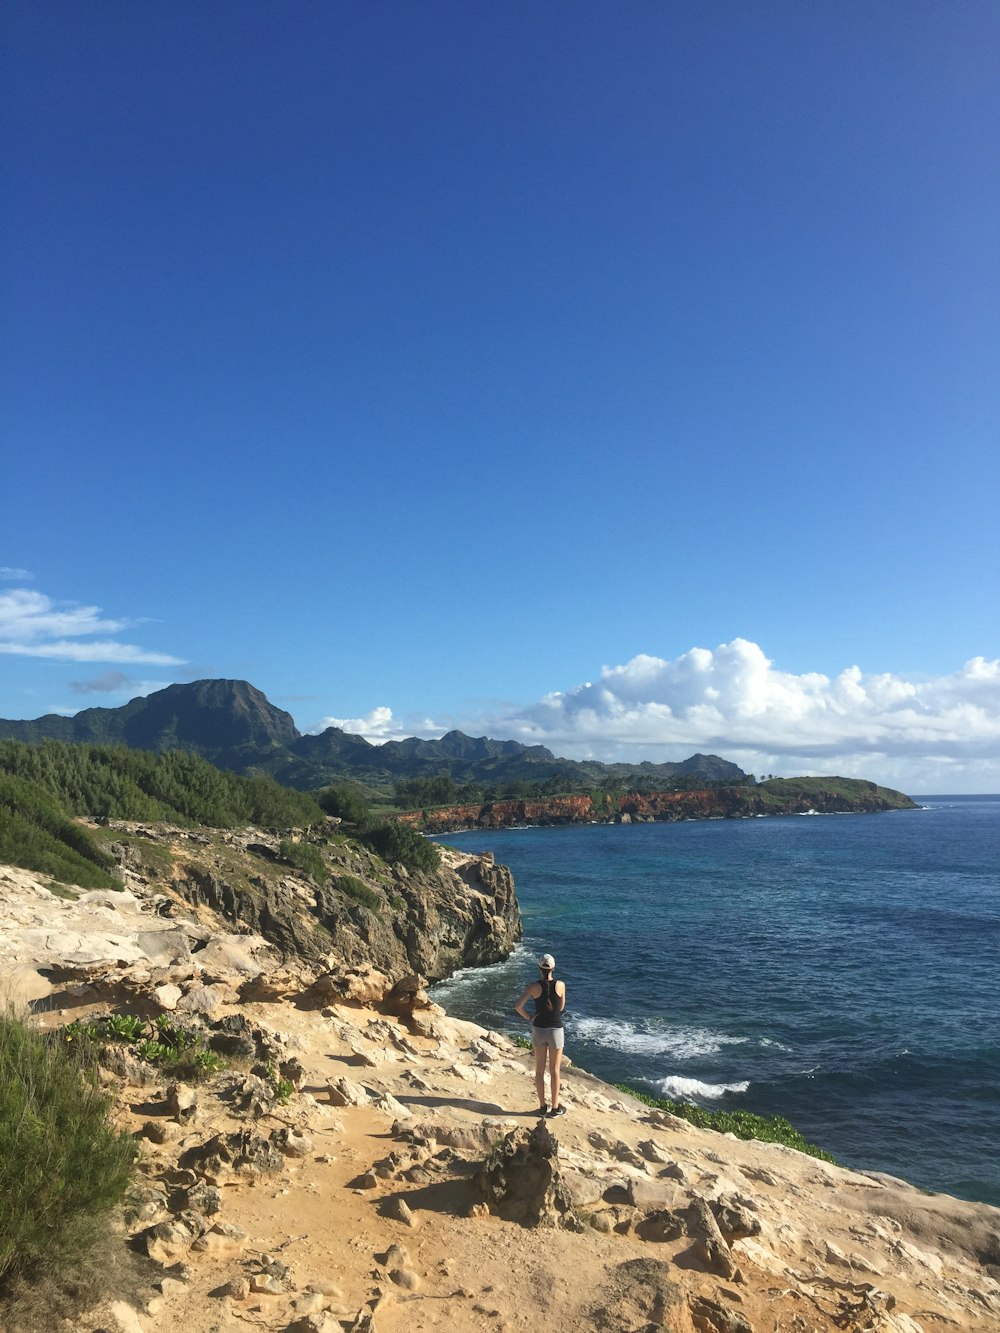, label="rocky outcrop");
[397,780,917,834]
[0,825,521,1007]
[110,826,522,983]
